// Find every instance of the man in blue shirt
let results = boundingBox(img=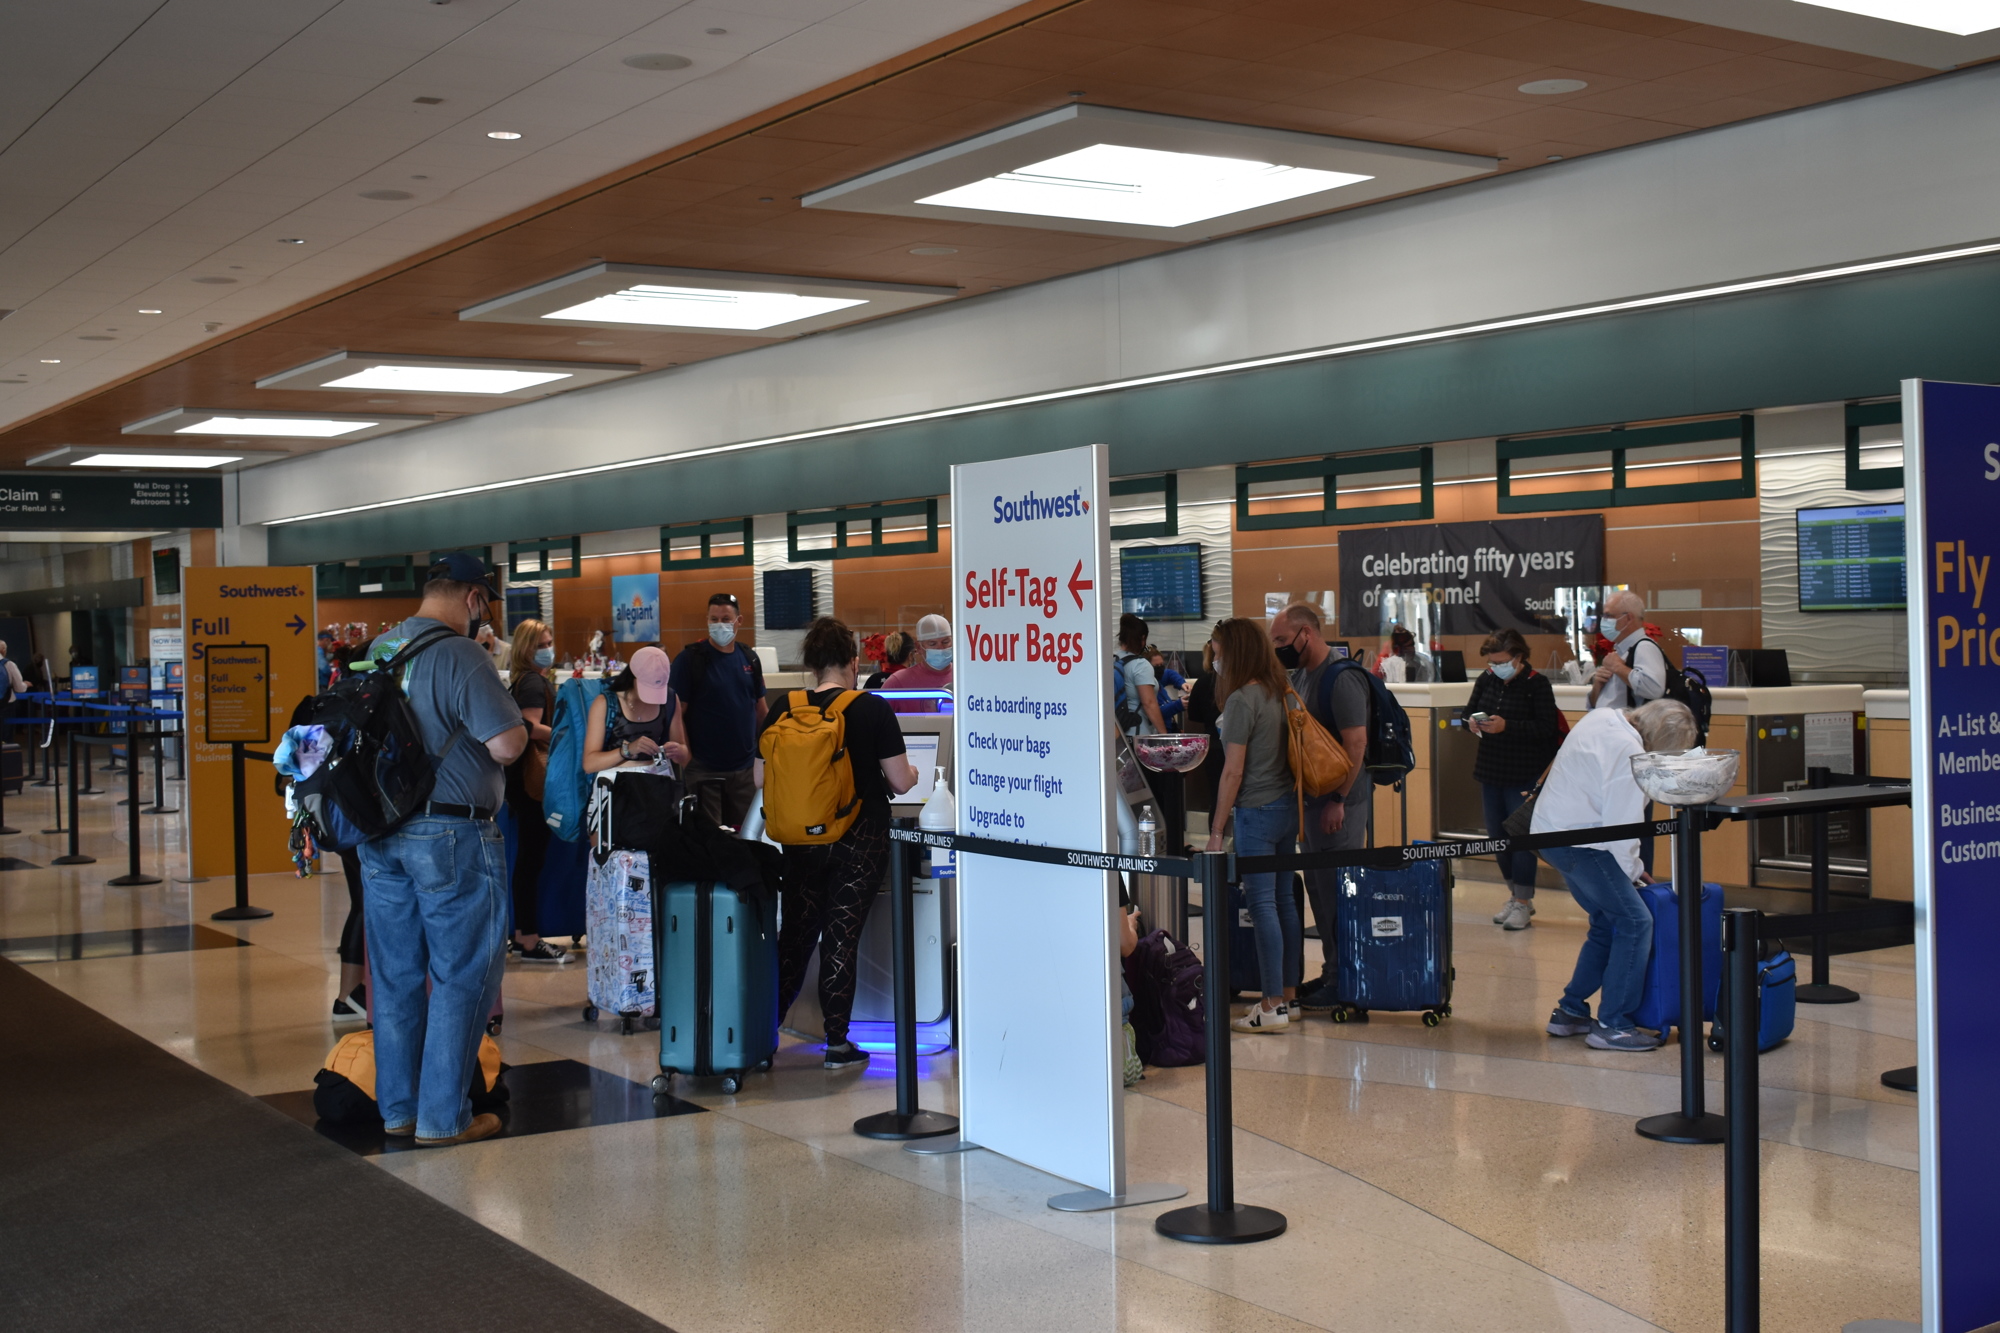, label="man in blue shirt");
[361,554,525,1147]
[668,592,767,828]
